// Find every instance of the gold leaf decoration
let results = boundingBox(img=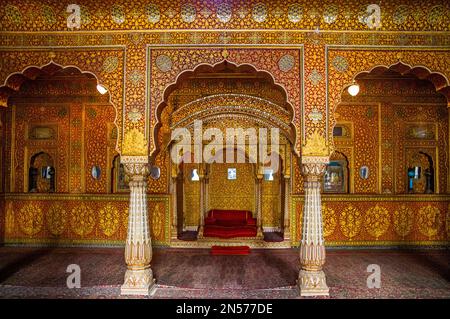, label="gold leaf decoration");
[5,202,15,236]
[122,207,129,231]
[71,203,95,236]
[418,205,442,239]
[339,205,362,239]
[18,203,43,236]
[447,204,450,239]
[99,204,119,237]
[122,128,148,156]
[150,203,164,240]
[303,129,329,156]
[393,205,413,239]
[47,203,67,236]
[365,205,390,240]
[322,204,337,237]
